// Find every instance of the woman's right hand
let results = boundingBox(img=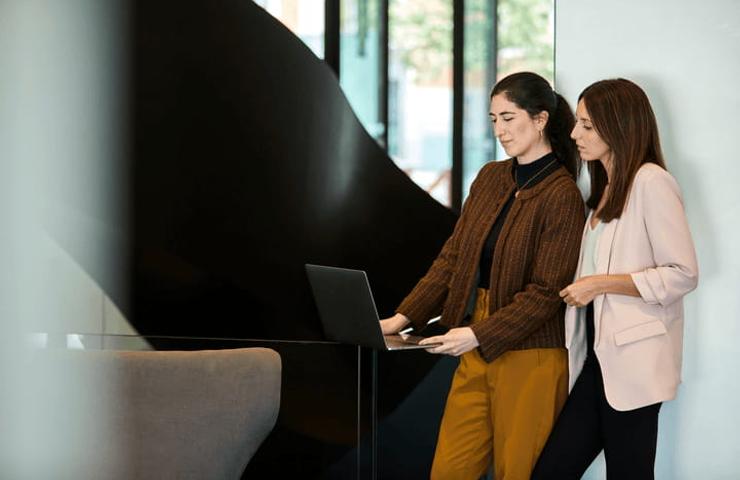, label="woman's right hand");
[379,313,410,335]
